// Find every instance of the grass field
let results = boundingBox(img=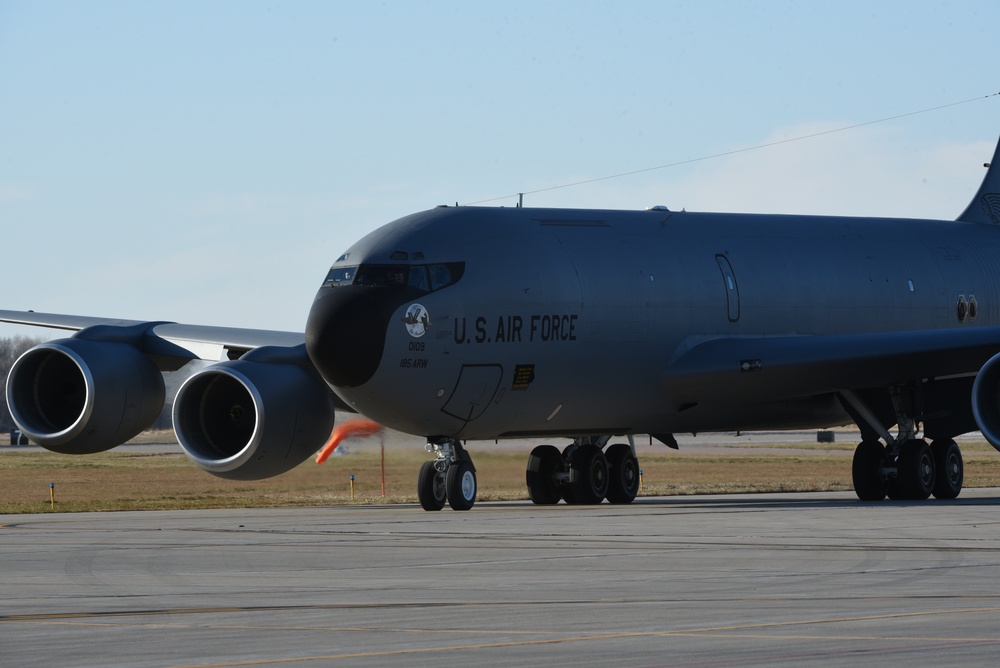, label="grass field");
[3,433,1000,513]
